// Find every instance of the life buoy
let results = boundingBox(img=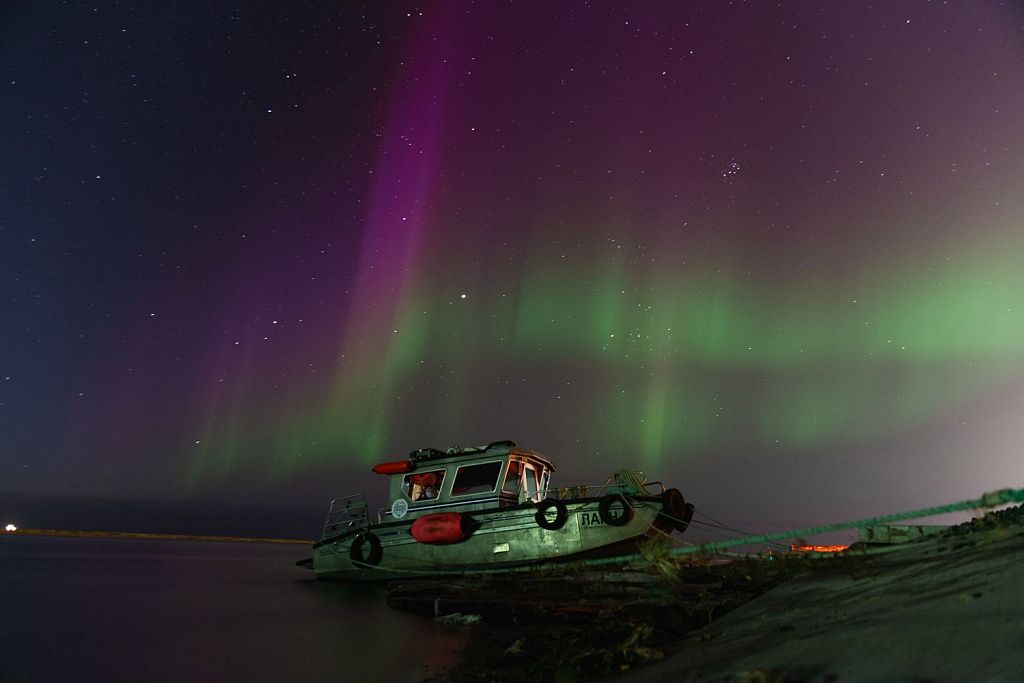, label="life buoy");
[349,532,383,566]
[598,493,634,526]
[410,471,440,487]
[534,499,569,530]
